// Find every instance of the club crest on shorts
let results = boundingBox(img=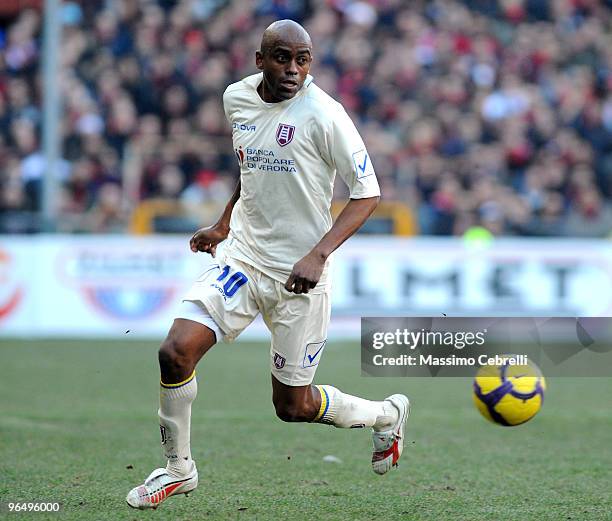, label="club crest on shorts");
[276,123,295,146]
[273,352,286,369]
